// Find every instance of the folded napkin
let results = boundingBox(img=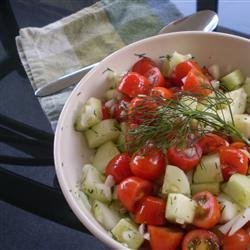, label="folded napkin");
[16,0,182,130]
